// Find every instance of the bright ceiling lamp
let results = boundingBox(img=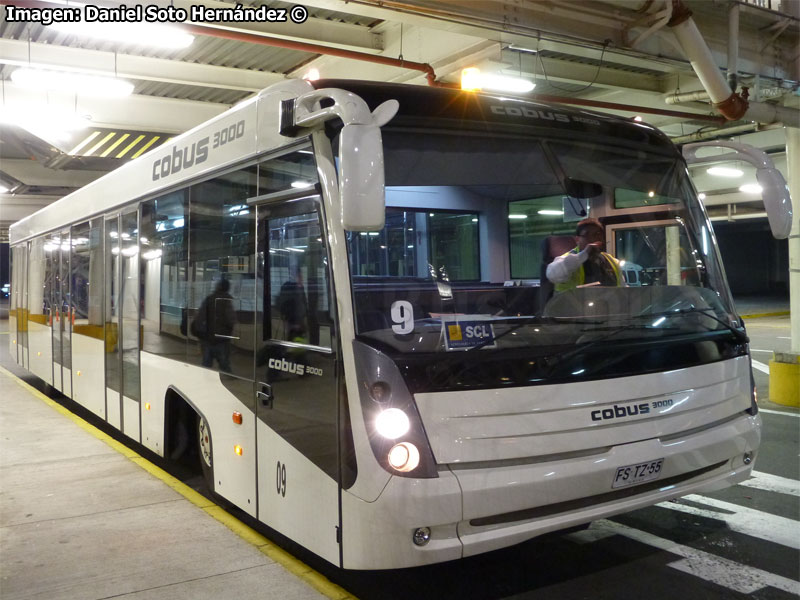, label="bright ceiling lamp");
[0,104,89,143]
[461,67,535,93]
[707,166,743,177]
[11,67,133,98]
[49,21,193,50]
[739,183,763,194]
[537,209,564,216]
